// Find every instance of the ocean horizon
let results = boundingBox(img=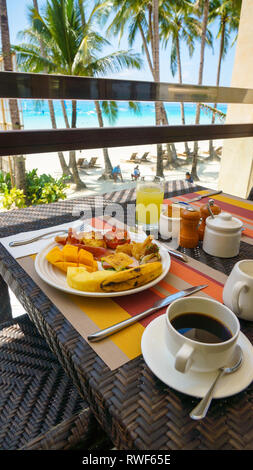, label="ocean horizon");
[21,100,227,130]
